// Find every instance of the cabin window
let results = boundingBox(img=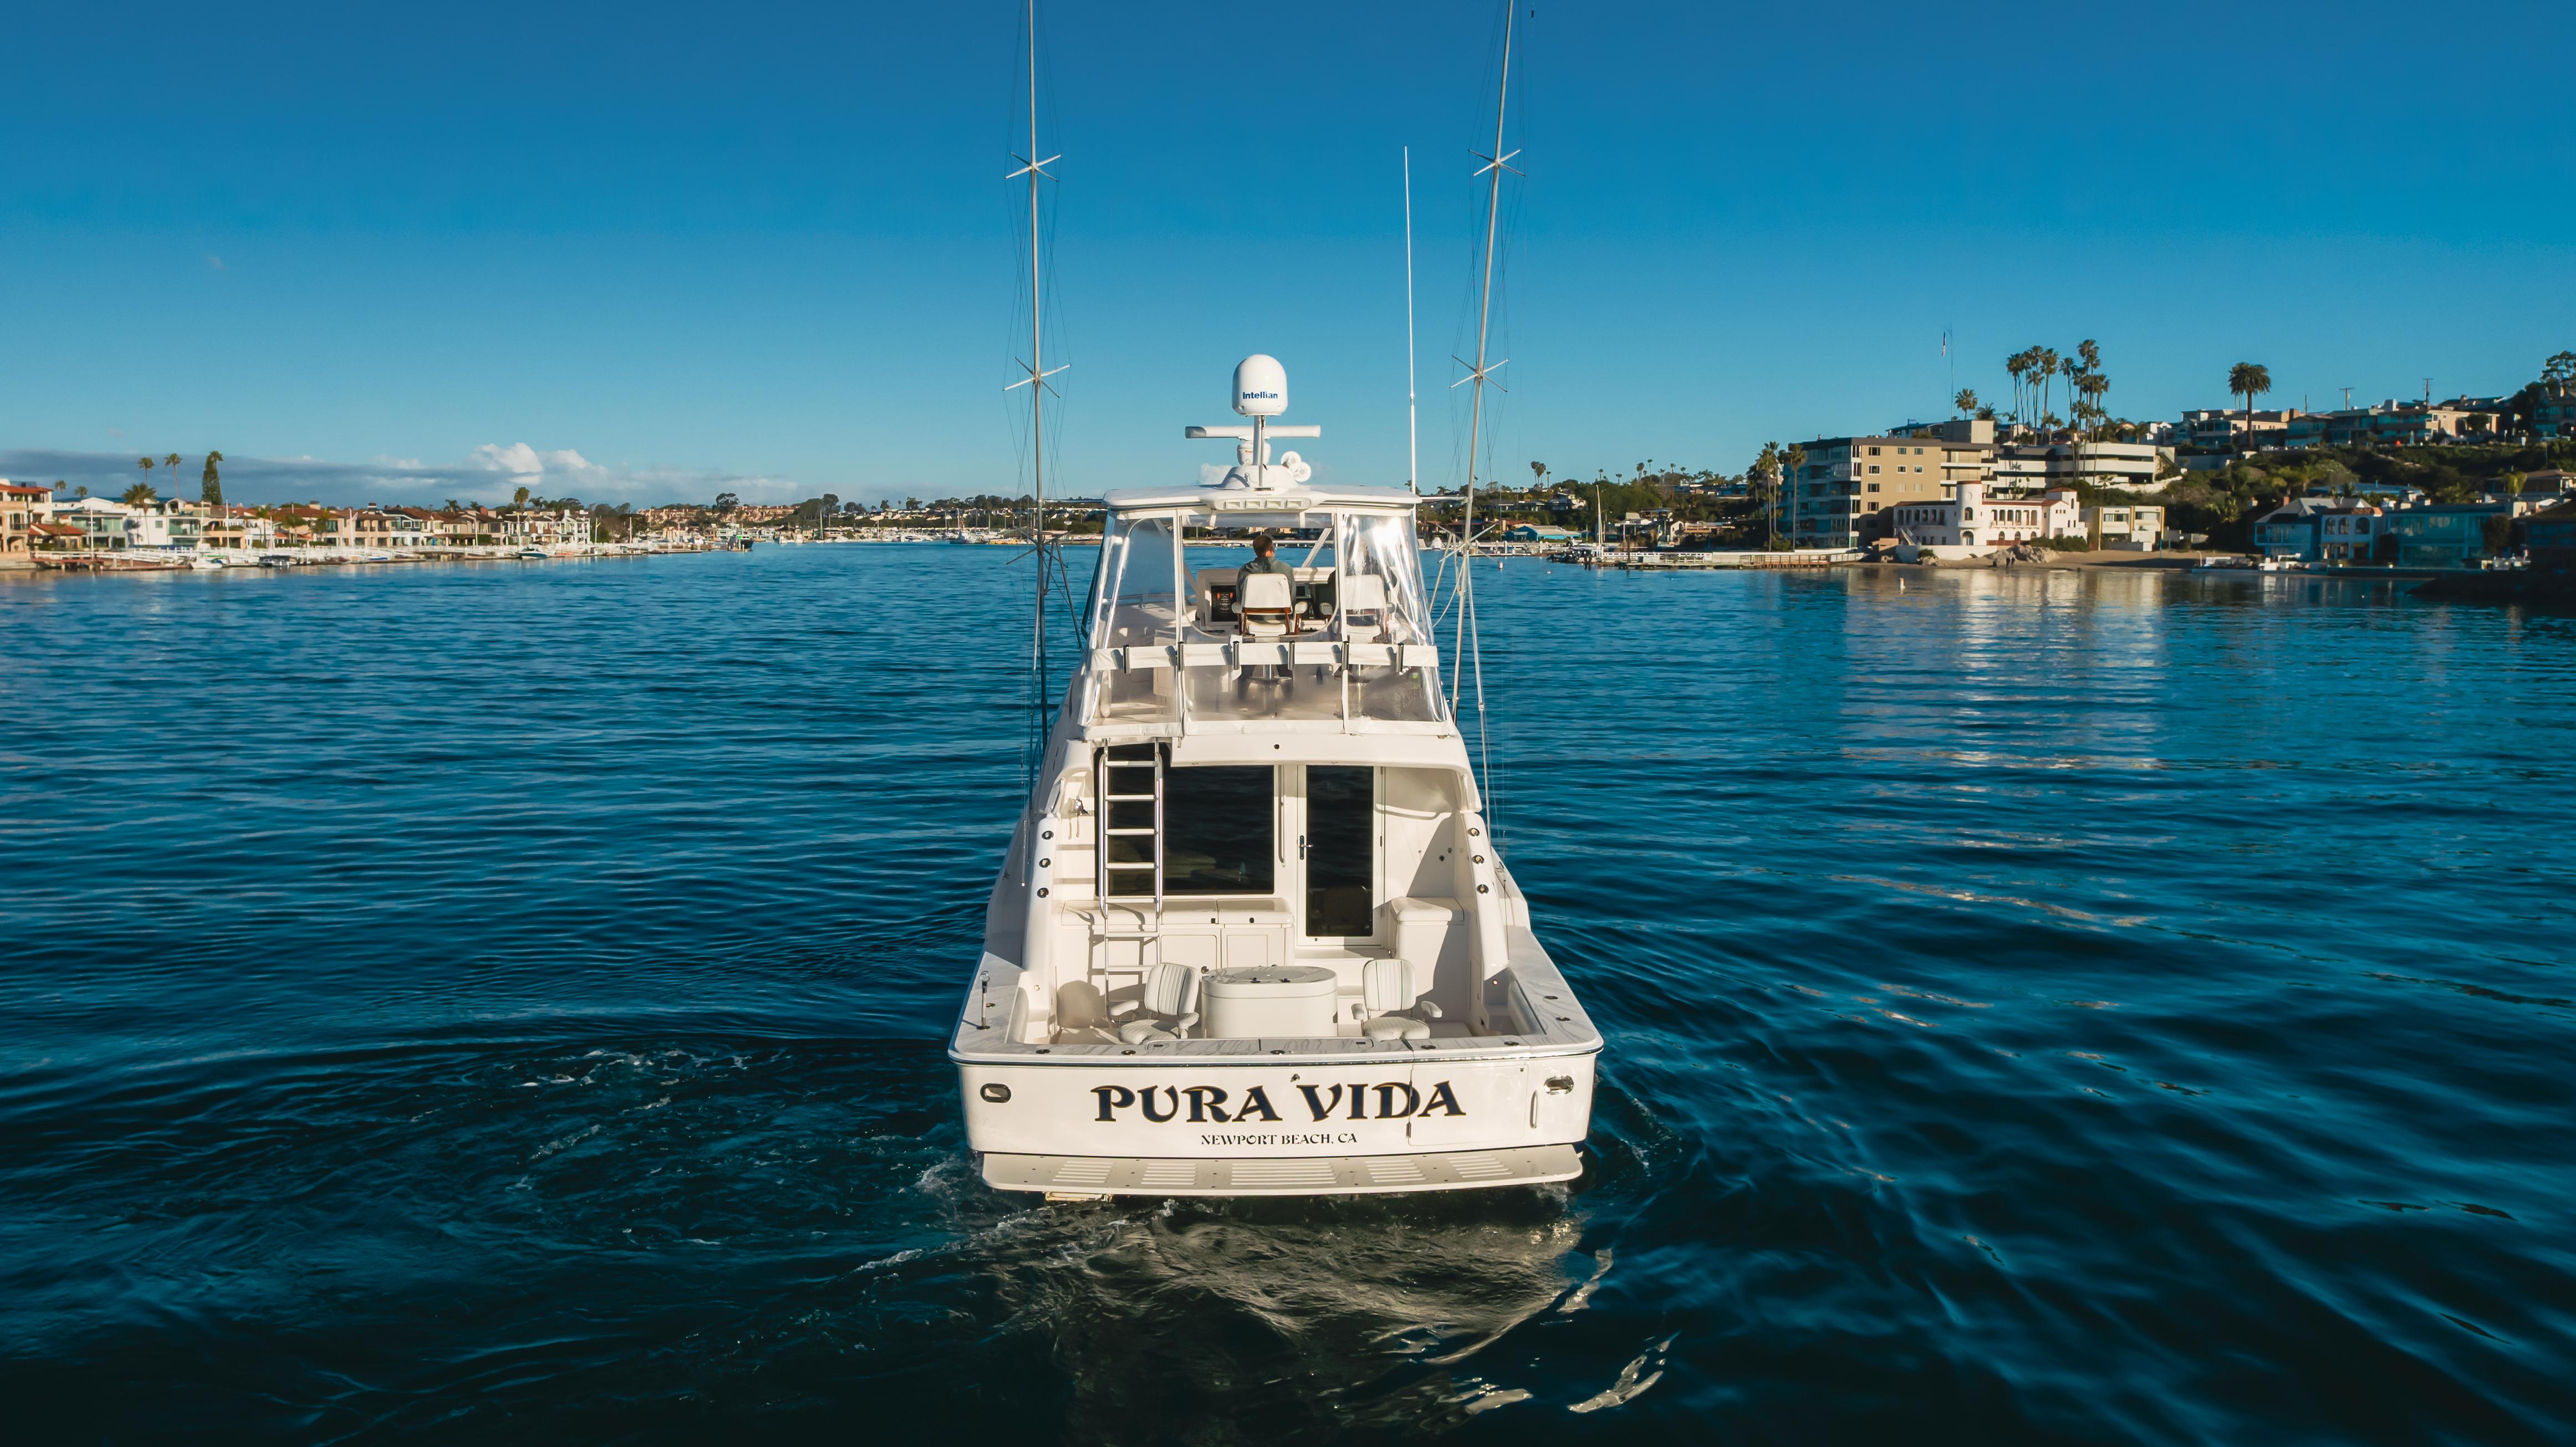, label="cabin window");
[1304,766,1374,936]
[1163,765,1274,895]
